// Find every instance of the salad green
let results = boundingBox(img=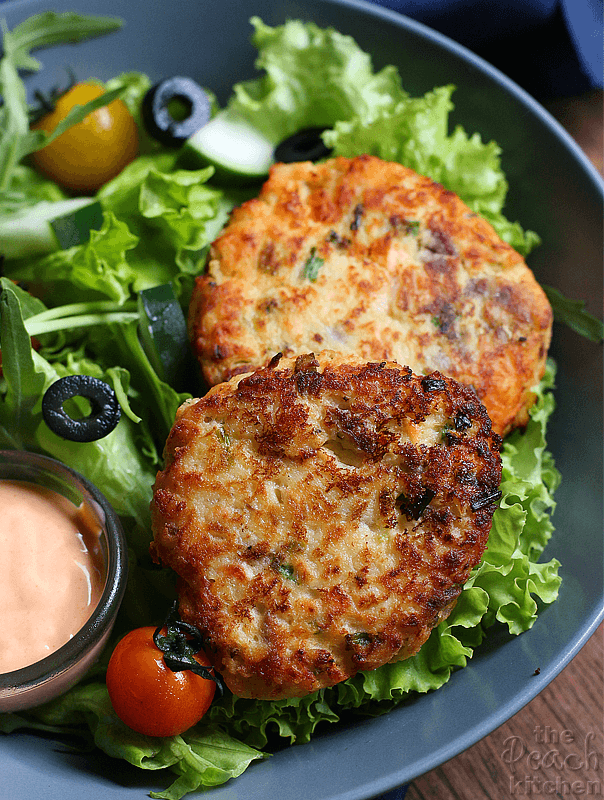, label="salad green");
[0,10,596,799]
[0,196,101,258]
